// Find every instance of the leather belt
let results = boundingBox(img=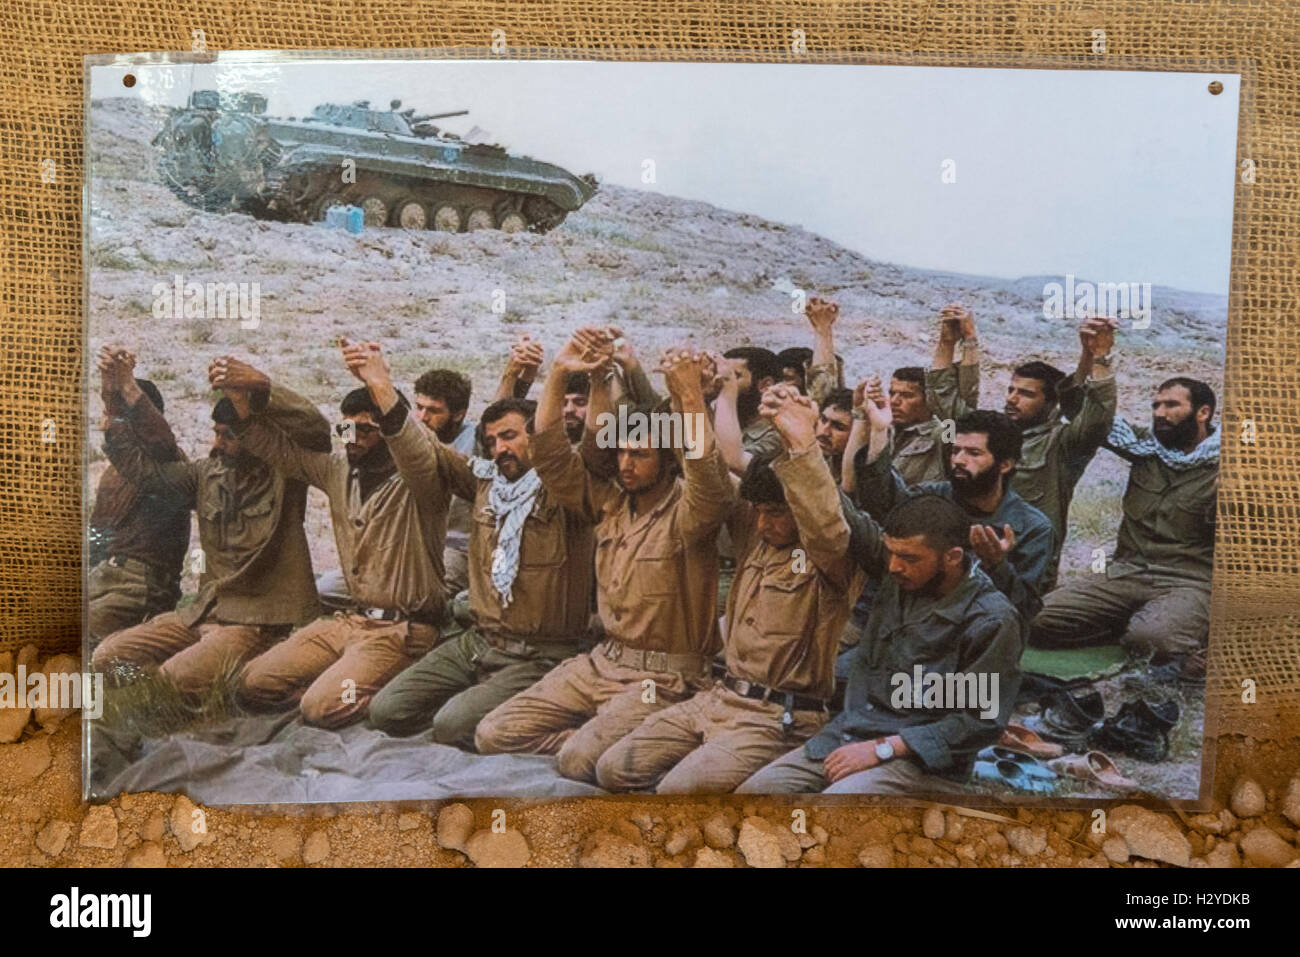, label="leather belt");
[483,632,579,657]
[599,640,709,677]
[721,672,829,713]
[358,607,440,628]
